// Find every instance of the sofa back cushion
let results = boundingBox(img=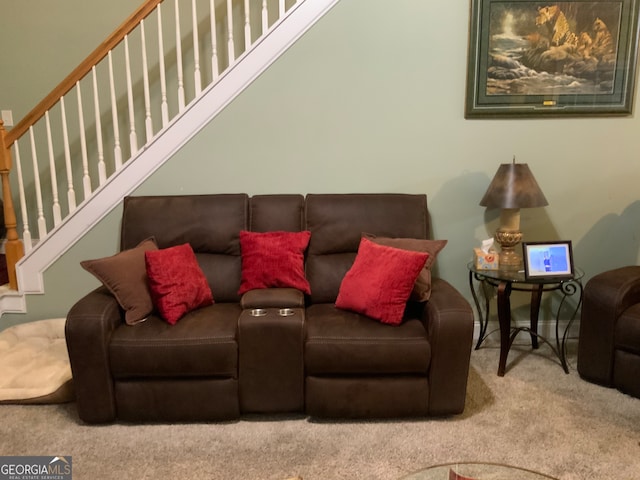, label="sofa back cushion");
[121,194,249,303]
[249,194,305,232]
[305,194,429,304]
